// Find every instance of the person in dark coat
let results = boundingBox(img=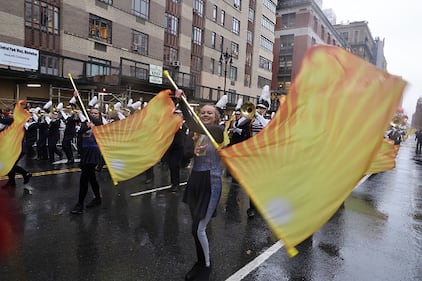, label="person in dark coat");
[24,116,38,160]
[61,107,77,163]
[71,106,103,215]
[415,129,422,154]
[47,111,64,163]
[36,114,49,160]
[166,109,187,192]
